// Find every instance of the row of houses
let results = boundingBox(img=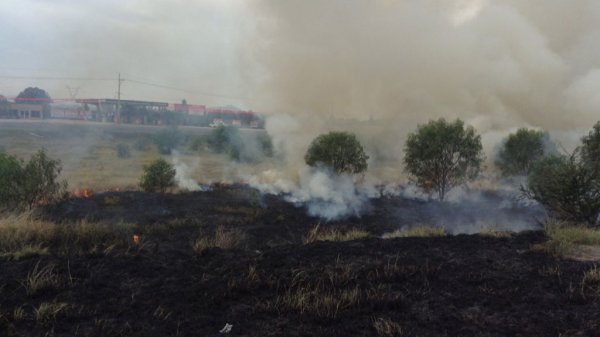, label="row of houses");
[0,97,264,128]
